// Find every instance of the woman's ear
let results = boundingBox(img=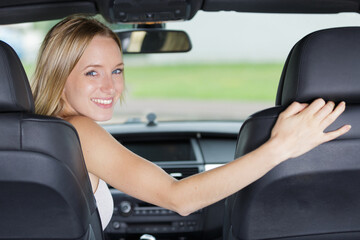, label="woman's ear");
[60,88,68,109]
[58,90,69,118]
